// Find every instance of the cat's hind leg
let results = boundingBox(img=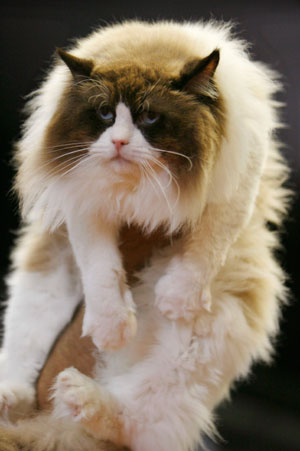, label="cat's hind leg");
[0,224,82,420]
[52,367,123,446]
